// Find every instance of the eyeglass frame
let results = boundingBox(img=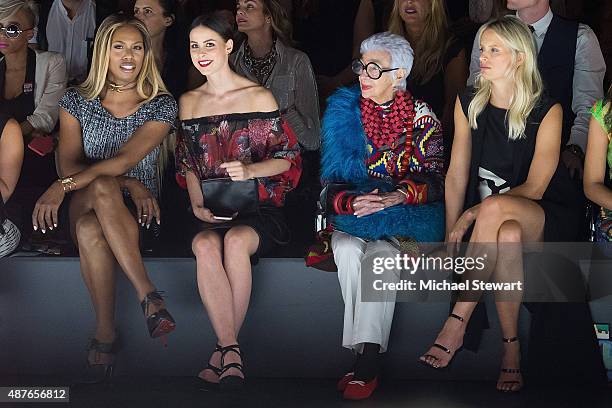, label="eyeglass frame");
[0,23,33,39]
[351,58,400,80]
